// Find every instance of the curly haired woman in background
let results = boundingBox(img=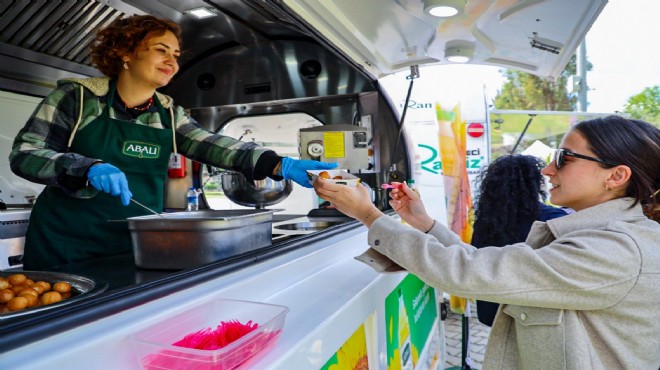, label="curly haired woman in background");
[471,155,568,326]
